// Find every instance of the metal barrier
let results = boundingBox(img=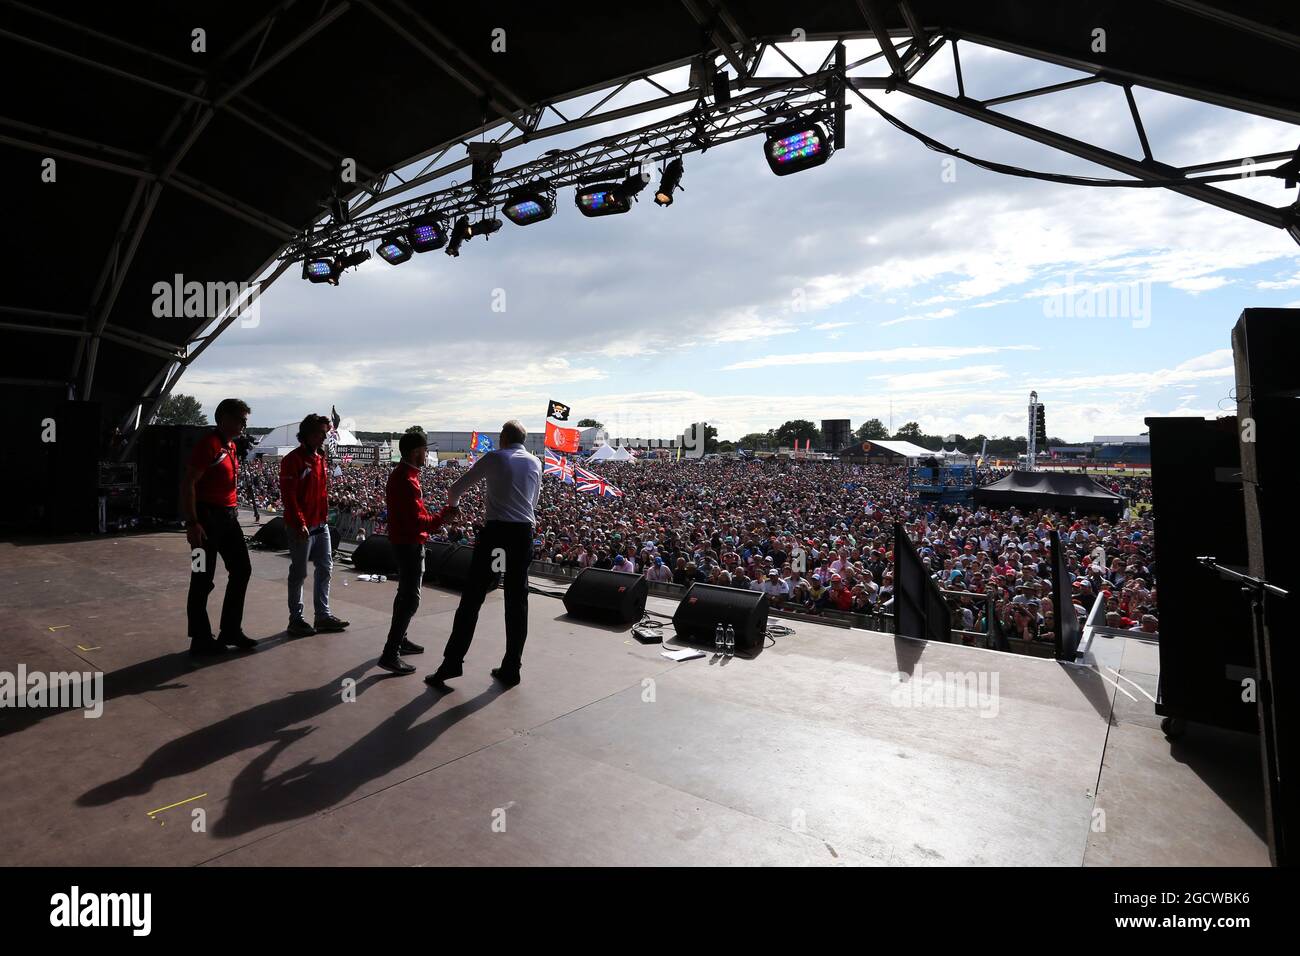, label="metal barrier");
[527,562,1065,656]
